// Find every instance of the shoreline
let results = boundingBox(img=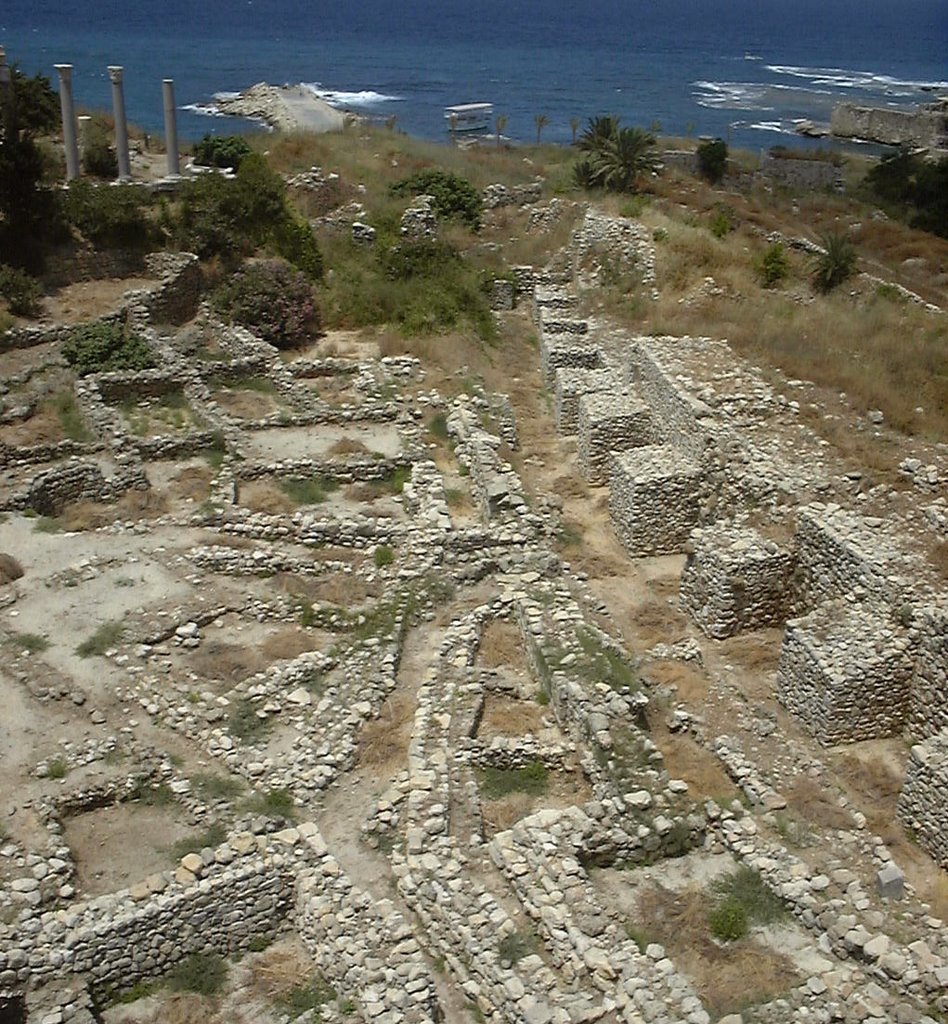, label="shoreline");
[213,82,352,134]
